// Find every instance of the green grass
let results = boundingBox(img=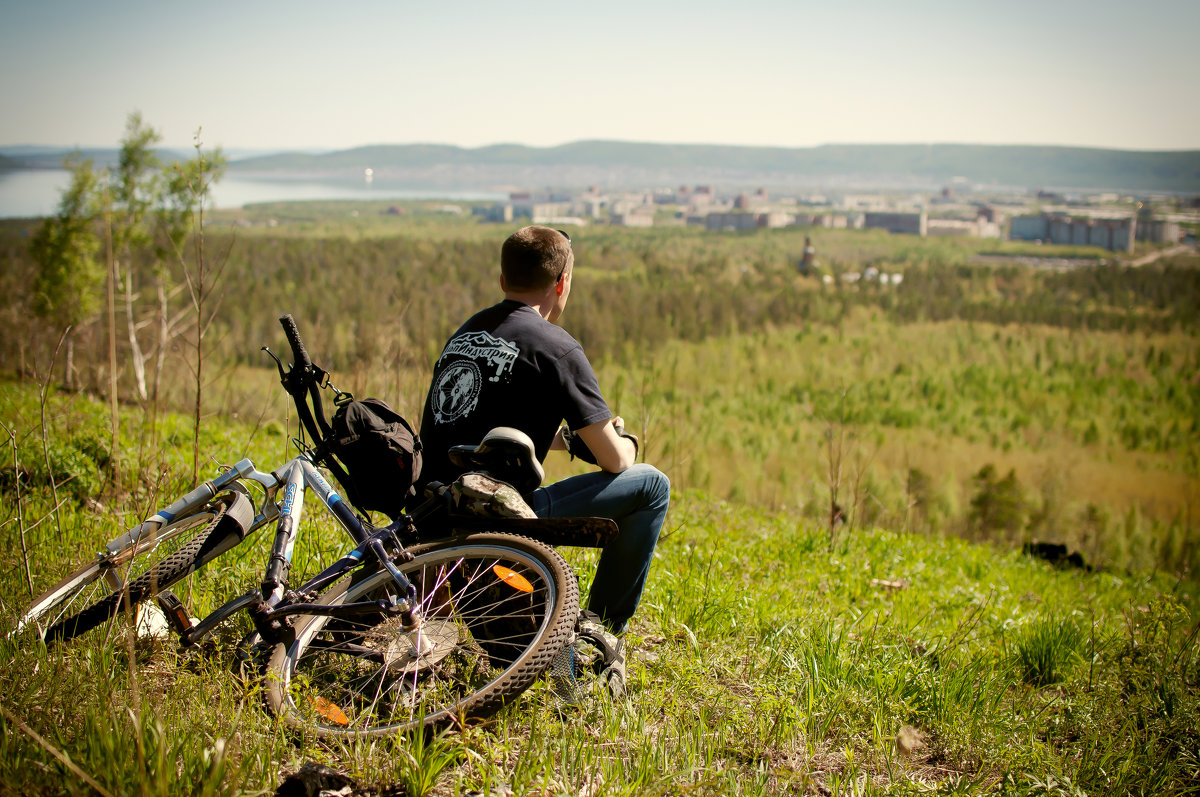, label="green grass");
[2,491,1196,795]
[1,379,1198,794]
